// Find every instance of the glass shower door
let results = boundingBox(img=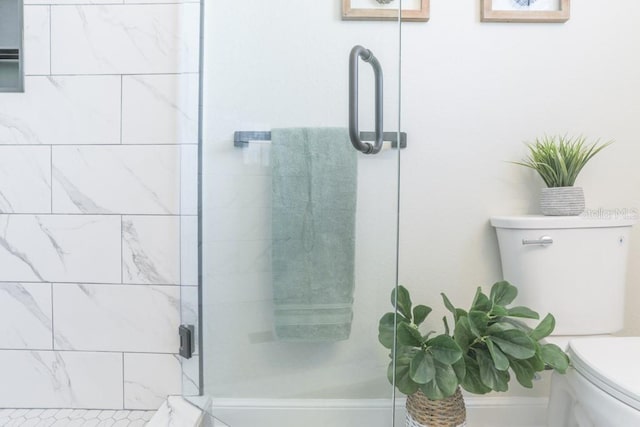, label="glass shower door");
[193,2,405,426]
